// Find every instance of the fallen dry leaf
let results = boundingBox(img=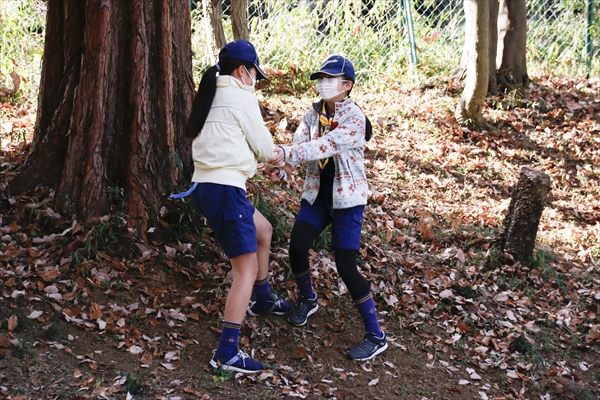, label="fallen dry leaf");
[88,303,102,320]
[368,378,379,386]
[140,351,153,365]
[128,345,144,355]
[8,315,17,332]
